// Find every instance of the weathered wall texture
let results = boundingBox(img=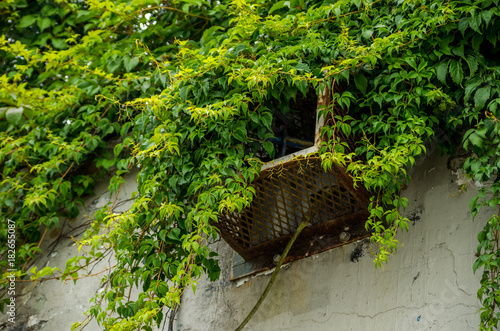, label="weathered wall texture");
[174,152,492,331]
[1,170,138,331]
[1,151,493,331]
